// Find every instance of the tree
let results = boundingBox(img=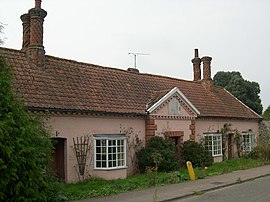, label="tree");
[263,106,270,120]
[0,22,5,45]
[0,57,60,201]
[213,71,263,115]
